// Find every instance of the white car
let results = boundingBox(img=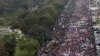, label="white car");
[93,25,100,29]
[93,25,100,33]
